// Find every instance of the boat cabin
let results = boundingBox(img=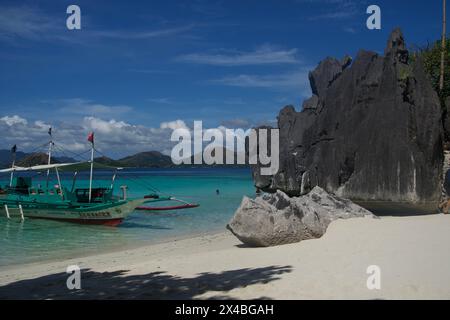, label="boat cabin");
[6,176,115,204]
